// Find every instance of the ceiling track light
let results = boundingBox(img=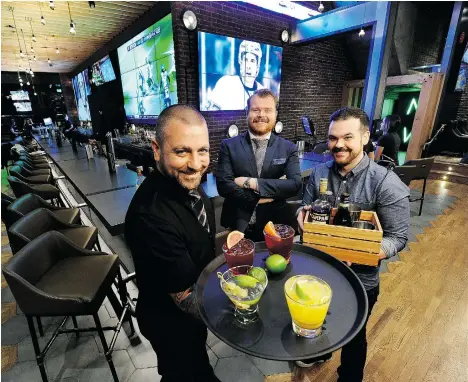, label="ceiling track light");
[41,16,46,25]
[49,1,55,10]
[29,21,37,43]
[48,58,51,64]
[20,50,25,58]
[318,2,324,13]
[20,82,24,87]
[27,81,31,86]
[30,46,35,53]
[358,28,365,37]
[68,2,76,34]
[33,56,37,61]
[56,47,60,54]
[88,1,95,8]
